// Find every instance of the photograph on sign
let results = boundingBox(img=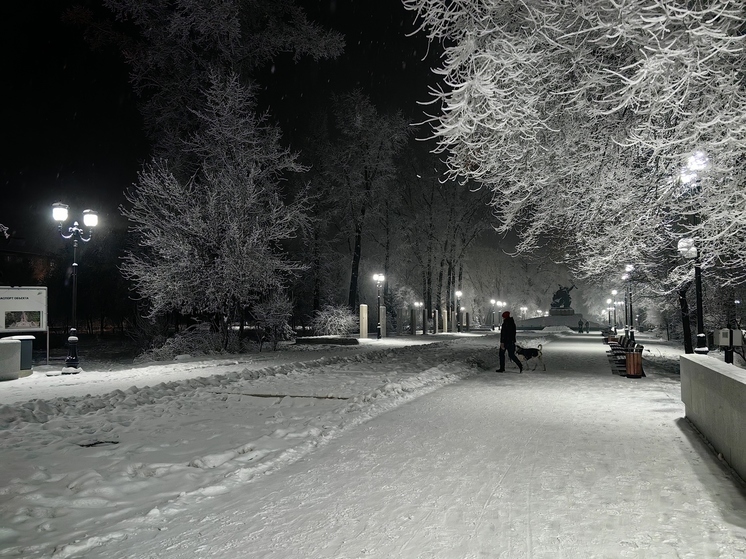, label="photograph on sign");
[5,310,42,330]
